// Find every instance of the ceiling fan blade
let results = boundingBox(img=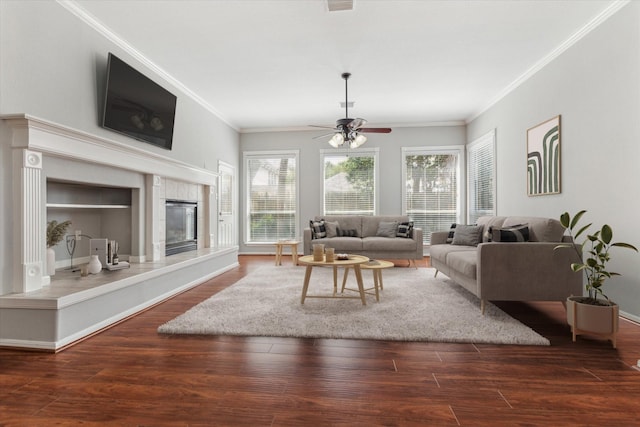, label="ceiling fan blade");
[312,131,337,139]
[359,127,392,134]
[309,125,337,129]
